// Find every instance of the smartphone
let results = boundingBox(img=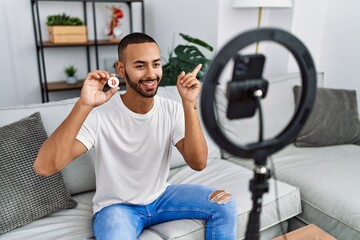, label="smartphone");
[226,54,267,119]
